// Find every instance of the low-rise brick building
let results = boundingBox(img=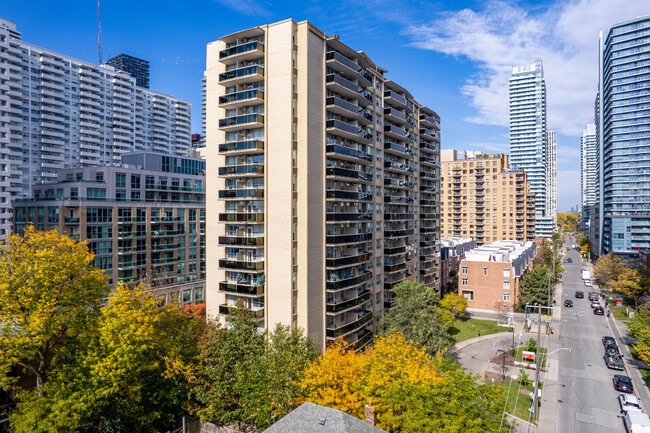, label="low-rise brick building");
[458,240,537,314]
